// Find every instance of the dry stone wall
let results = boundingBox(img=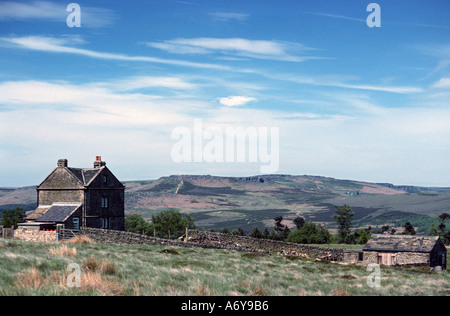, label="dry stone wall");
[78,228,345,261]
[14,226,58,242]
[187,231,344,261]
